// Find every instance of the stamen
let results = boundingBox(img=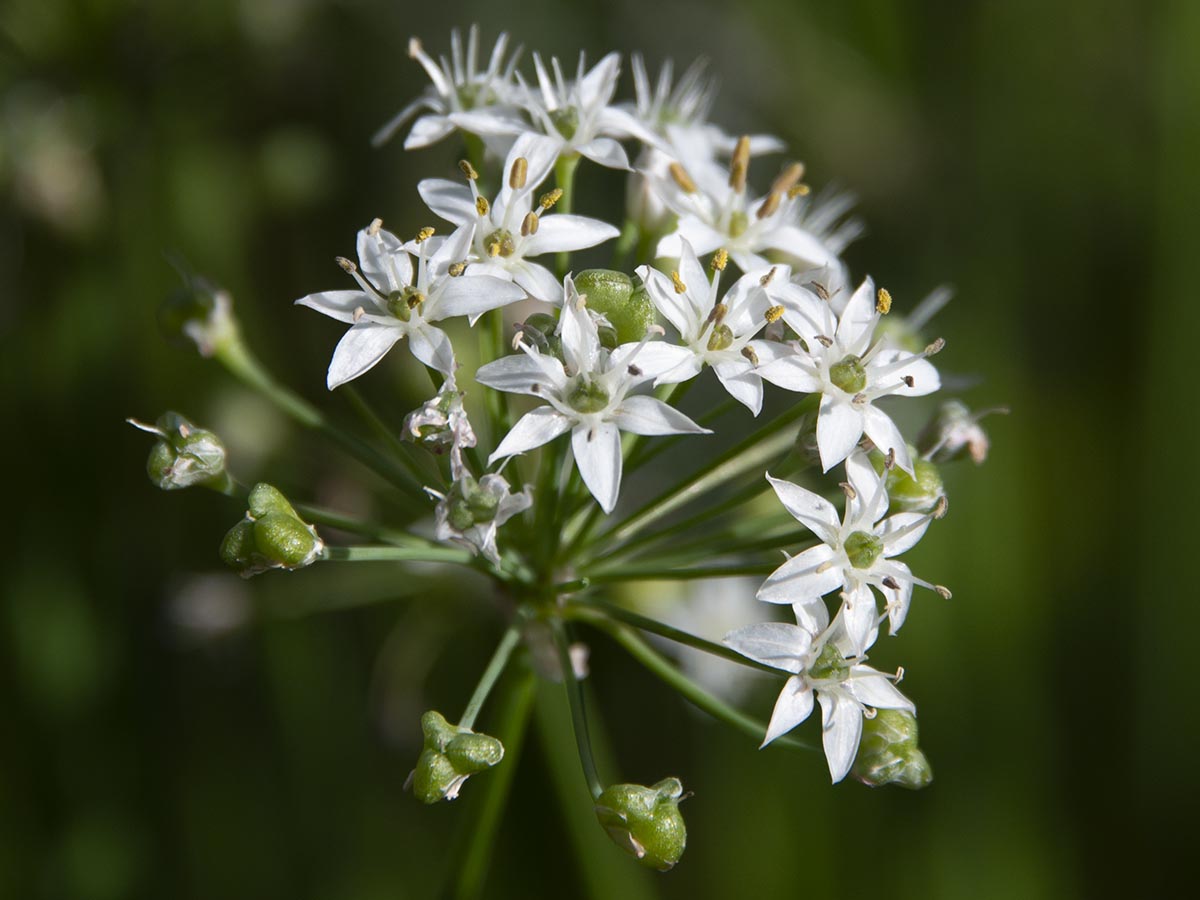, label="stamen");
[813,282,830,301]
[756,192,781,219]
[509,156,528,189]
[760,267,777,286]
[839,481,857,500]
[902,375,915,387]
[487,241,501,257]
[336,256,357,273]
[368,217,383,236]
[448,262,467,277]
[671,271,687,294]
[476,196,490,216]
[459,160,479,180]
[741,346,759,365]
[704,303,728,326]
[932,496,948,519]
[352,306,365,322]
[925,337,946,355]
[876,287,892,314]
[772,162,805,194]
[863,707,877,720]
[893,666,905,683]
[729,135,750,193]
[415,226,435,243]
[814,334,833,347]
[765,305,785,324]
[881,575,900,590]
[539,188,563,210]
[669,162,697,193]
[884,448,896,470]
[521,211,539,236]
[710,248,728,272]
[935,585,953,599]
[627,364,642,377]
[787,183,811,198]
